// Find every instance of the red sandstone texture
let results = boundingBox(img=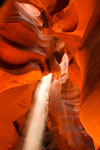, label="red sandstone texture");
[0,0,100,149]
